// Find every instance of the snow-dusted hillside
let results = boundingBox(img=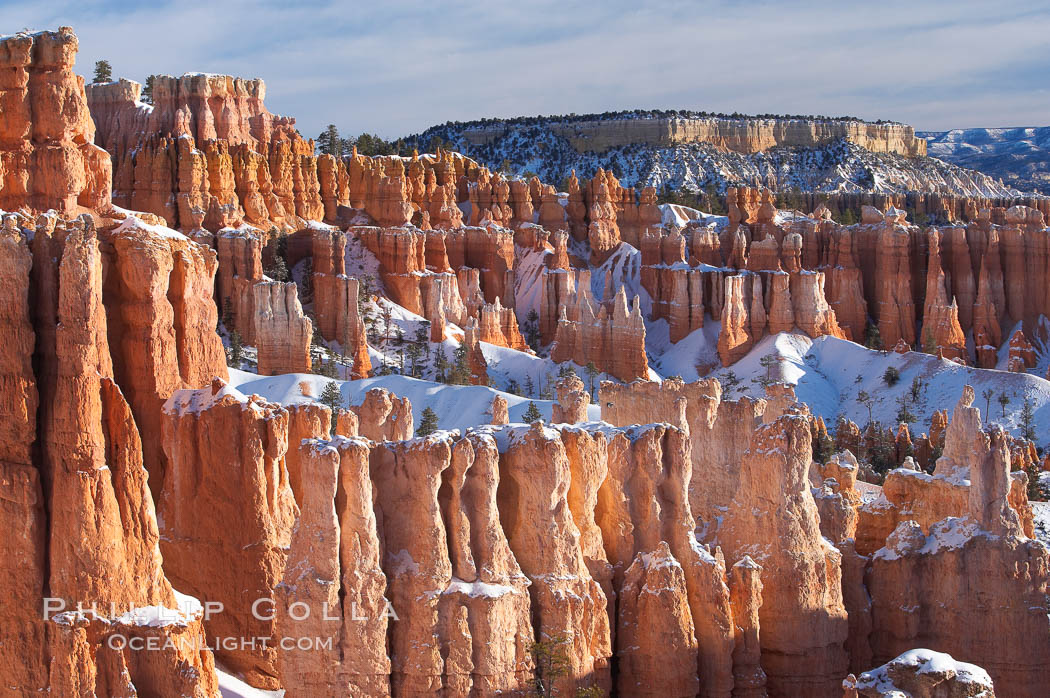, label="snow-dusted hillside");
[686,332,1050,447]
[229,323,1050,451]
[414,120,1018,197]
[921,127,1050,195]
[228,370,600,431]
